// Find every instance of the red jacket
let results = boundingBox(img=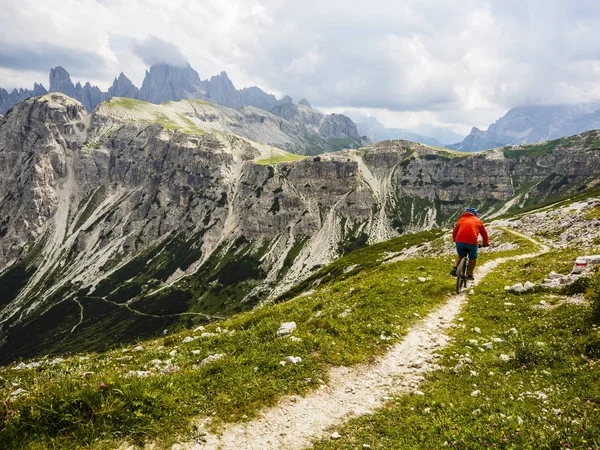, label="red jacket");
[452,212,489,246]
